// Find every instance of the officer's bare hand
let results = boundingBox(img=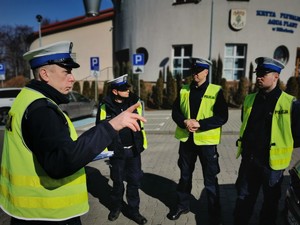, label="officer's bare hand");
[109,102,146,132]
[184,119,200,132]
